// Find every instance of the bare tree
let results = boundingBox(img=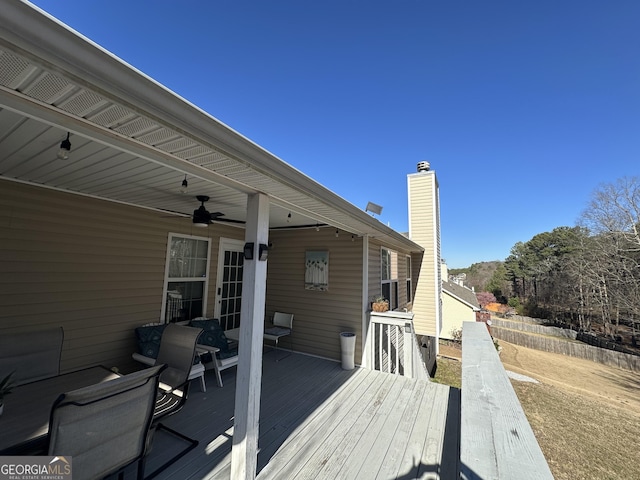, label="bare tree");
[581,176,640,252]
[579,177,640,338]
